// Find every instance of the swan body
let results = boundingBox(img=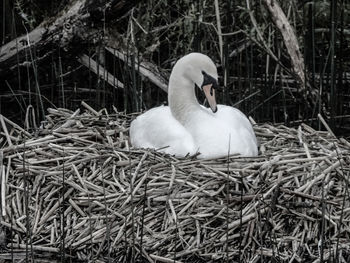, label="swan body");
[130,53,258,158]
